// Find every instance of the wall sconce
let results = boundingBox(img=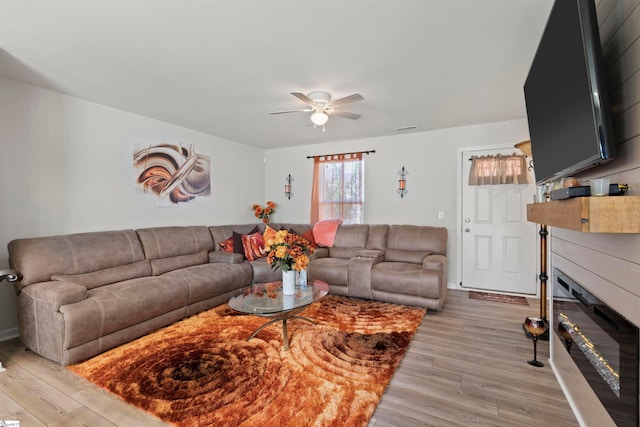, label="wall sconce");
[284,174,293,199]
[397,167,408,198]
